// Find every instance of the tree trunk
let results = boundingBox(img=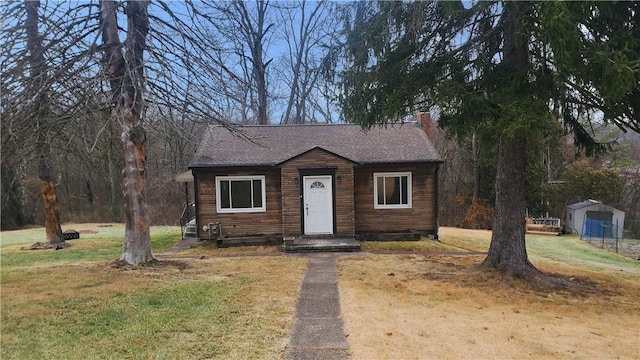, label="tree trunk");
[252,1,269,125]
[481,2,539,277]
[39,158,64,244]
[120,0,153,264]
[282,2,307,124]
[232,0,270,125]
[255,64,268,125]
[100,0,154,265]
[26,0,63,244]
[481,131,539,276]
[120,123,153,264]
